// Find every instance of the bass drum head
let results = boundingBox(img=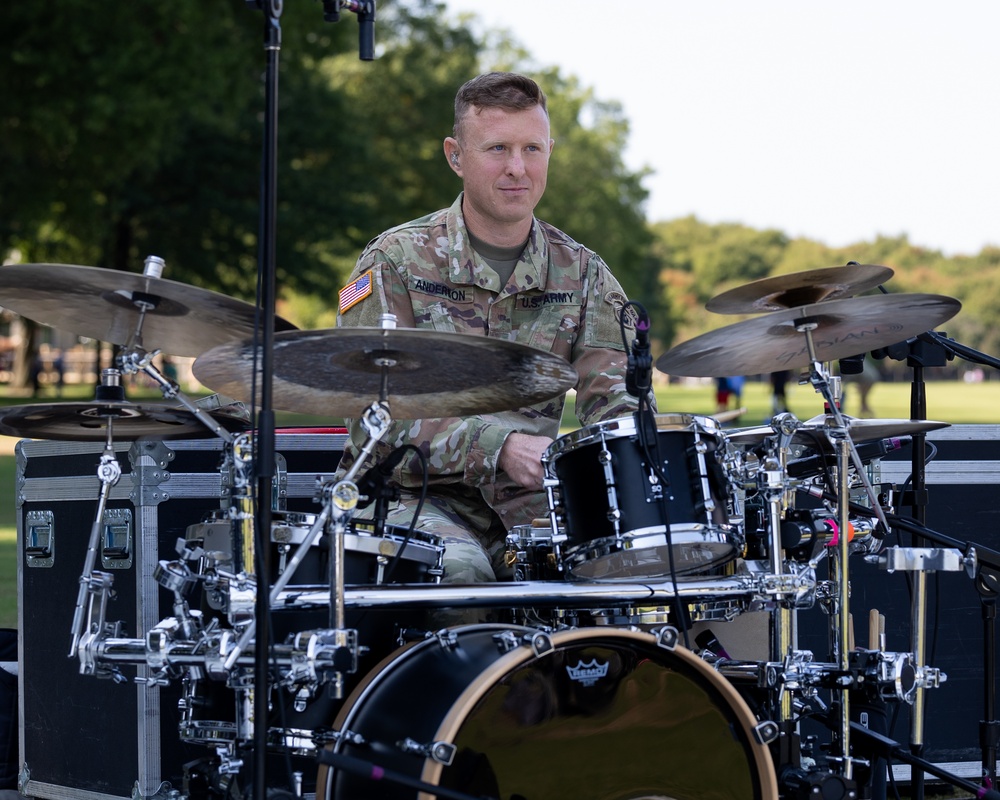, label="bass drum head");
[317,625,777,799]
